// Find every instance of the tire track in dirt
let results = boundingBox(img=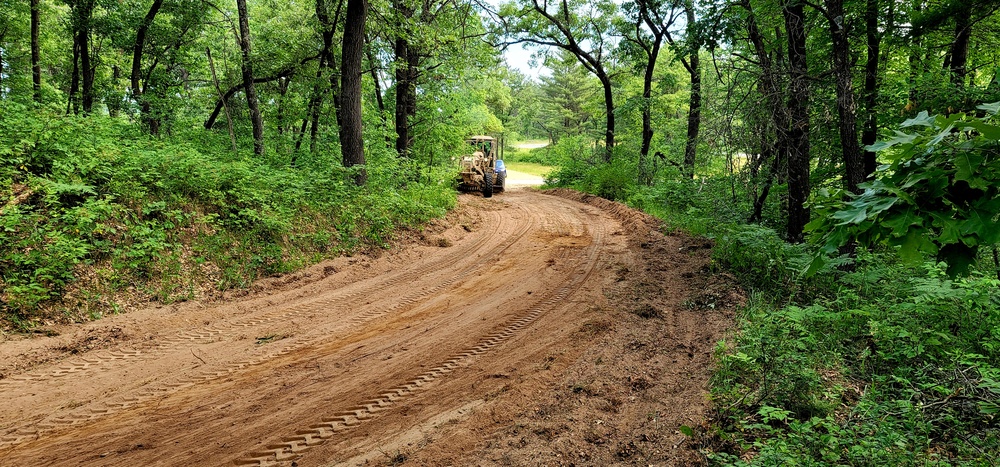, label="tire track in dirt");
[230,202,608,466]
[0,204,542,450]
[0,192,620,466]
[0,209,518,390]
